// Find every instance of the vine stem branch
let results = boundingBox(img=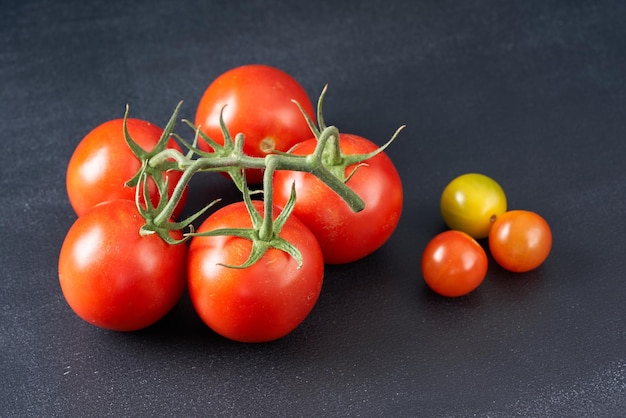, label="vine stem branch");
[124,86,403,268]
